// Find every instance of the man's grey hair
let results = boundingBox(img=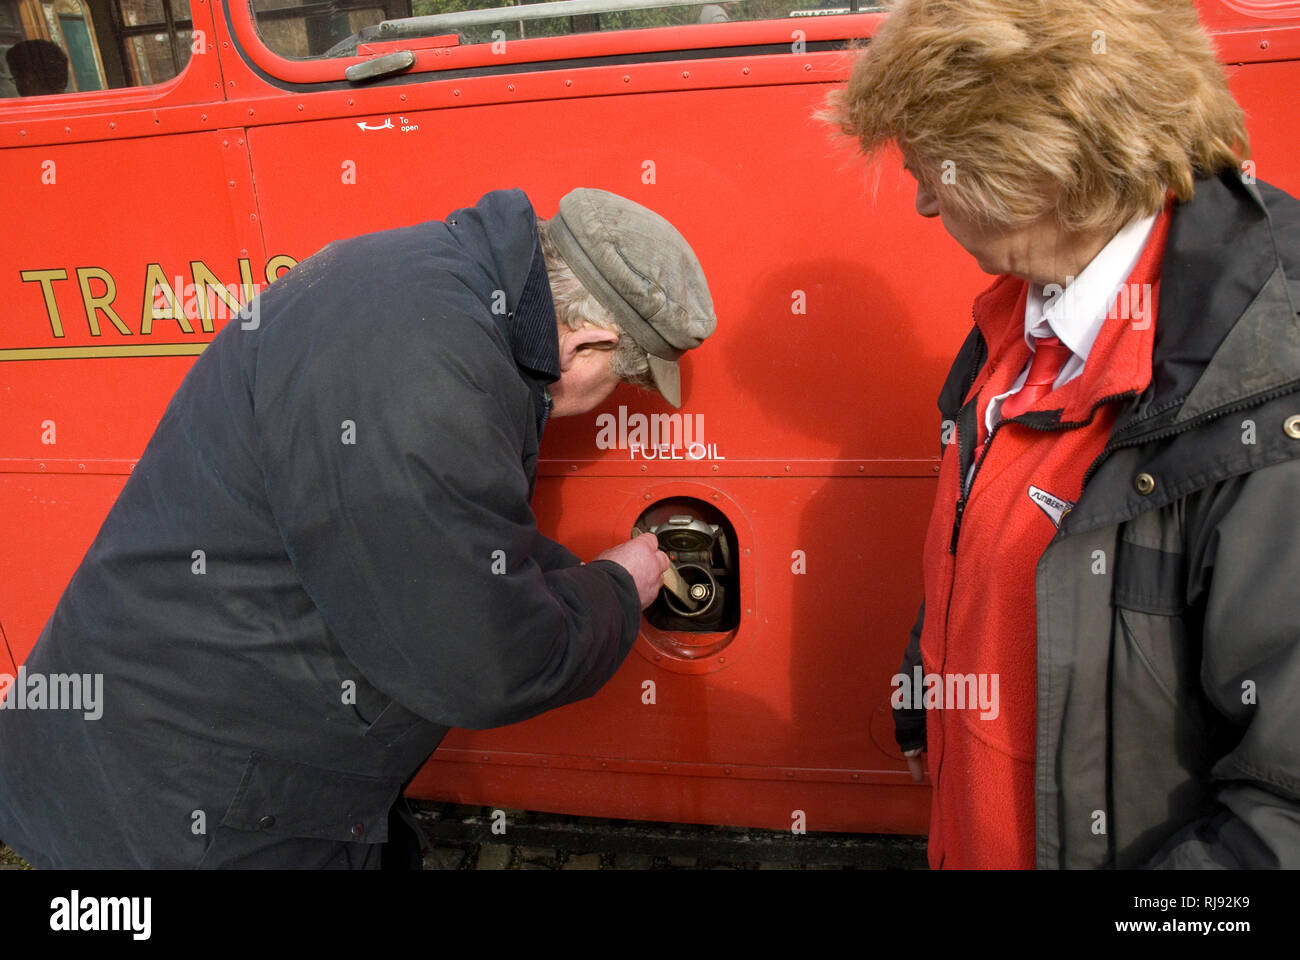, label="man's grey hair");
[536,218,654,389]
